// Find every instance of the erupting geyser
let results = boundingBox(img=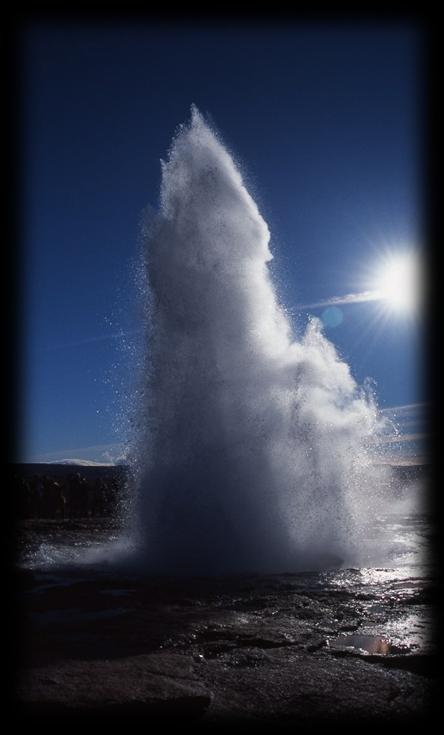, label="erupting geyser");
[129,106,390,574]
